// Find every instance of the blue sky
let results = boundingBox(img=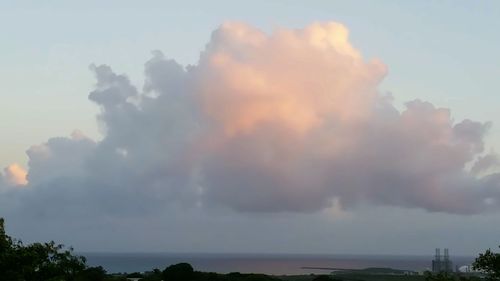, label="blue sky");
[2,1,500,256]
